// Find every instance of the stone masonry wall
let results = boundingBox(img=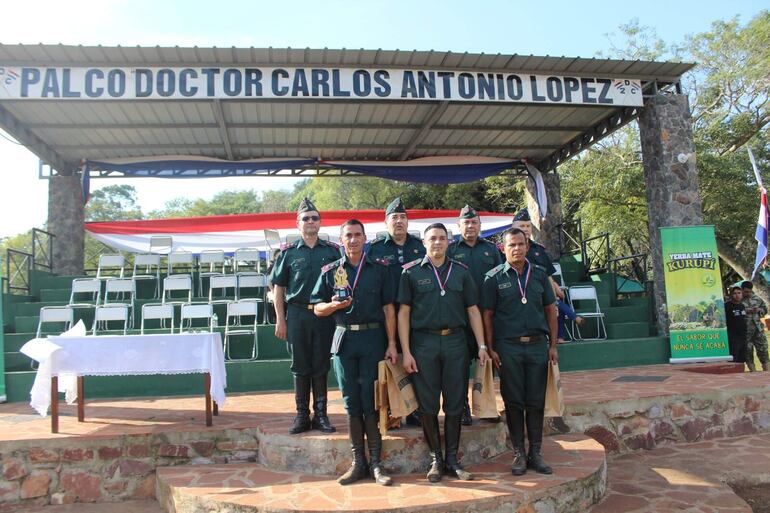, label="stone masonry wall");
[47,174,85,276]
[525,171,563,259]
